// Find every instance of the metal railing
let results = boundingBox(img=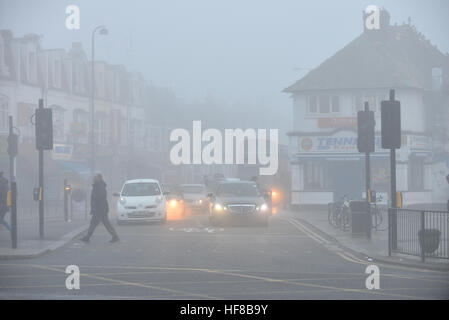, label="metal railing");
[388,208,449,262]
